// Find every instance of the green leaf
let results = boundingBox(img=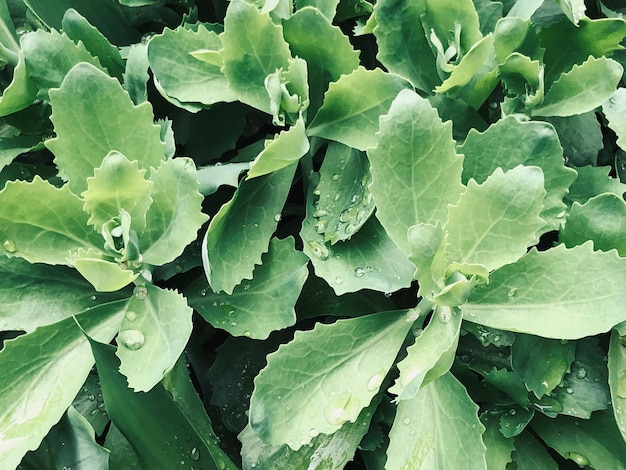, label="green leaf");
[307,67,410,151]
[123,43,149,105]
[294,0,339,21]
[407,222,447,298]
[462,243,626,339]
[0,0,18,53]
[0,303,125,470]
[71,371,109,436]
[221,0,292,115]
[603,87,626,151]
[263,56,308,126]
[556,0,587,25]
[510,430,558,469]
[249,310,412,449]
[386,372,487,470]
[531,56,623,117]
[564,166,626,206]
[196,162,250,196]
[474,0,503,35]
[445,166,545,272]
[543,112,603,167]
[373,0,438,92]
[82,151,154,232]
[311,142,376,244]
[116,284,193,392]
[247,116,309,178]
[282,7,360,116]
[90,340,237,470]
[20,406,108,470]
[511,334,576,398]
[147,24,236,107]
[458,115,576,232]
[203,163,295,294]
[61,8,124,80]
[561,194,626,256]
[532,411,626,469]
[46,62,166,195]
[0,52,37,116]
[390,306,462,401]
[0,135,41,174]
[186,237,308,339]
[506,0,546,20]
[0,256,129,333]
[70,248,139,292]
[608,330,626,442]
[139,157,208,266]
[0,177,102,264]
[367,89,465,255]
[480,411,515,469]
[104,425,141,470]
[499,406,534,438]
[21,29,105,99]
